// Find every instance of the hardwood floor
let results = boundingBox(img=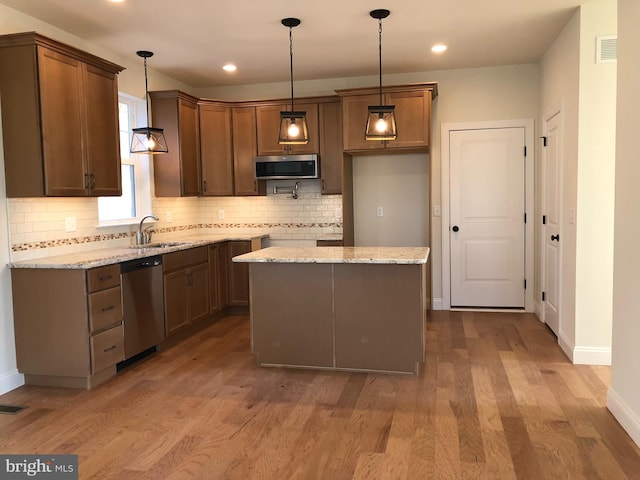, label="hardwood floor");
[1,311,639,479]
